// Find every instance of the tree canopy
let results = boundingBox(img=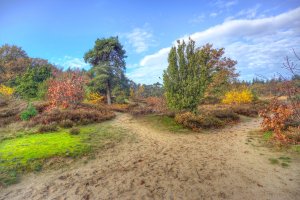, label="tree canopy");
[84,37,127,104]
